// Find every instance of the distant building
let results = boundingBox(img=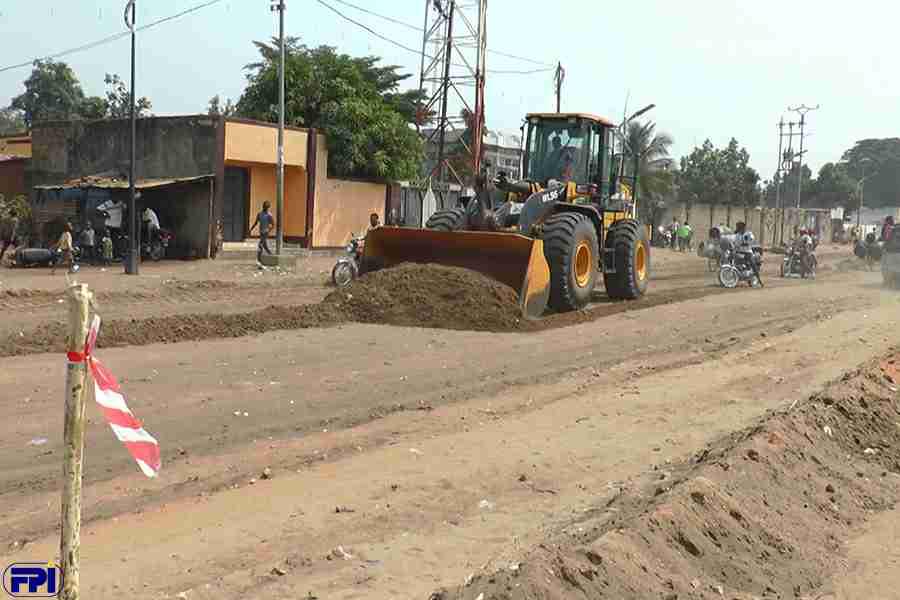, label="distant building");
[27,115,389,252]
[482,130,523,180]
[420,128,523,181]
